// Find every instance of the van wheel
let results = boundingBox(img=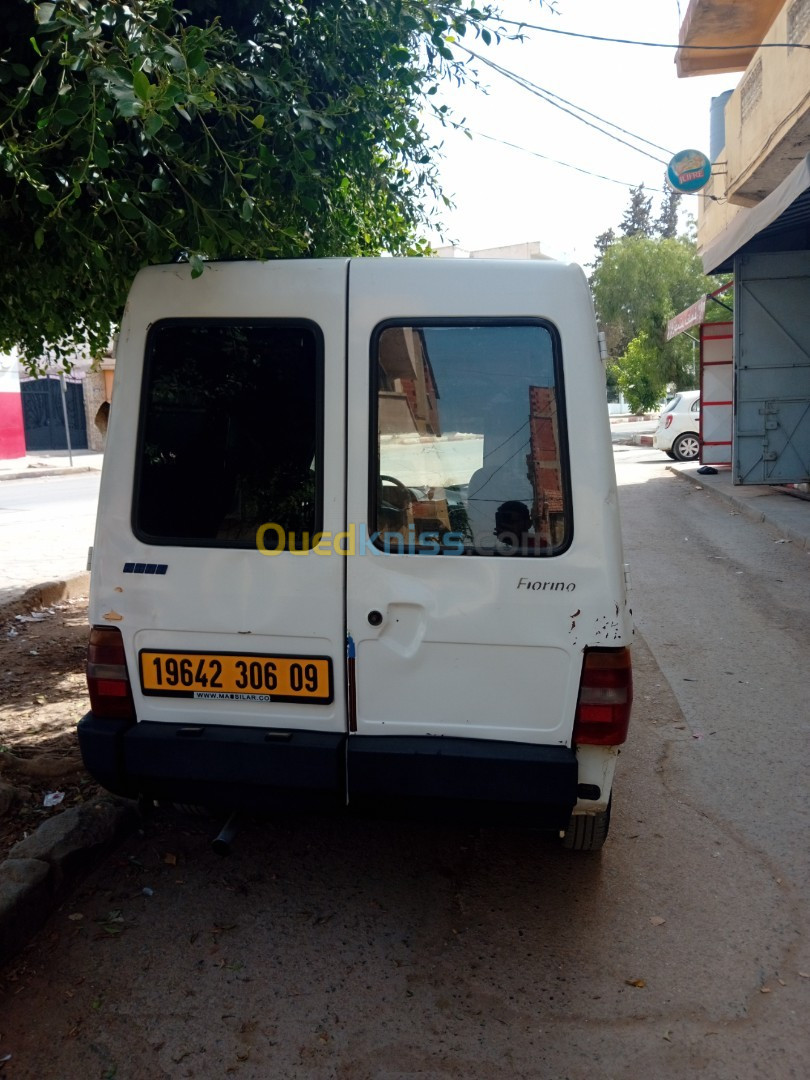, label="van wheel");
[672,433,700,461]
[562,798,611,851]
